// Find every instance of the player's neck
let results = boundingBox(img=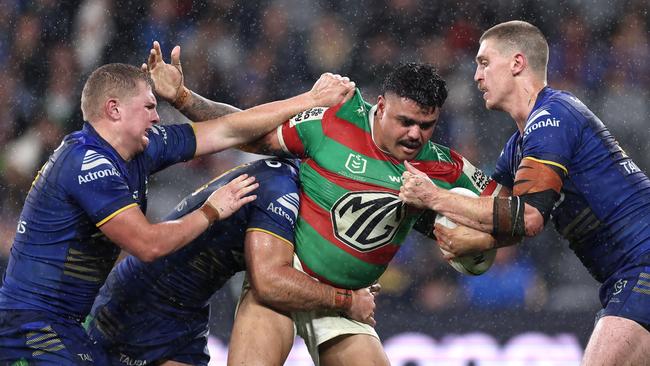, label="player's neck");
[370,105,391,156]
[511,80,547,132]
